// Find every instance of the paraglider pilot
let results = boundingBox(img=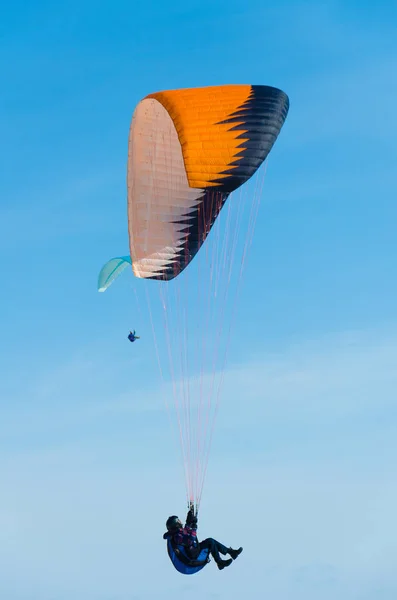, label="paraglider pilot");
[164,504,242,571]
[128,330,140,342]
